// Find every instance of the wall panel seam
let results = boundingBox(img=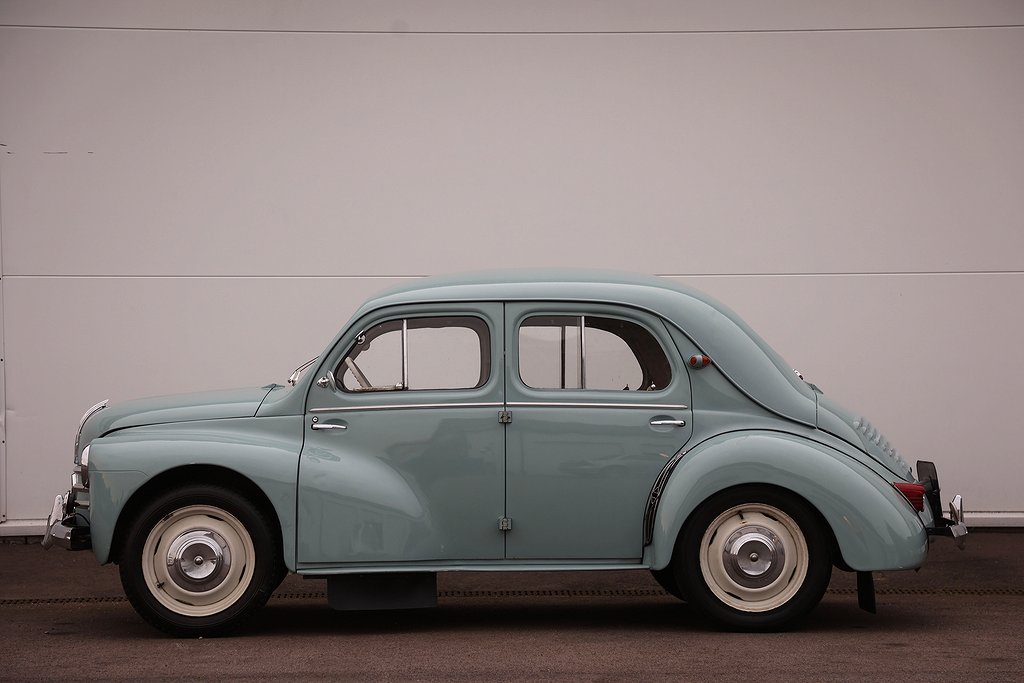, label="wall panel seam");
[1,24,1022,36]
[1,272,1022,280]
